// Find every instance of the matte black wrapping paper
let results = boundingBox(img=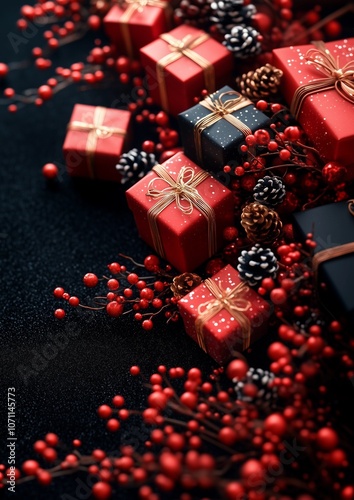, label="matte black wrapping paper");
[293,201,354,325]
[178,85,270,174]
